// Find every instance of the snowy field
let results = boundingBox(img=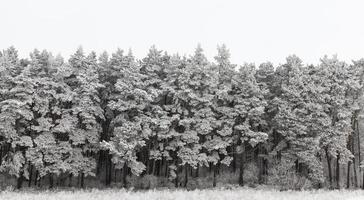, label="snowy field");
[1,188,364,200]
